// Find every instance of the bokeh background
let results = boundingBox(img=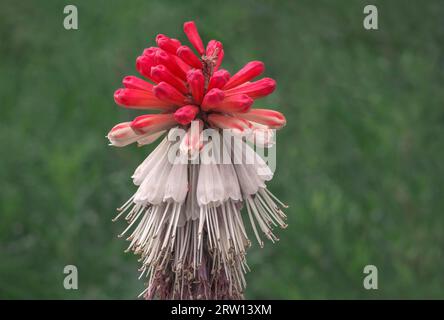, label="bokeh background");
[1,0,443,299]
